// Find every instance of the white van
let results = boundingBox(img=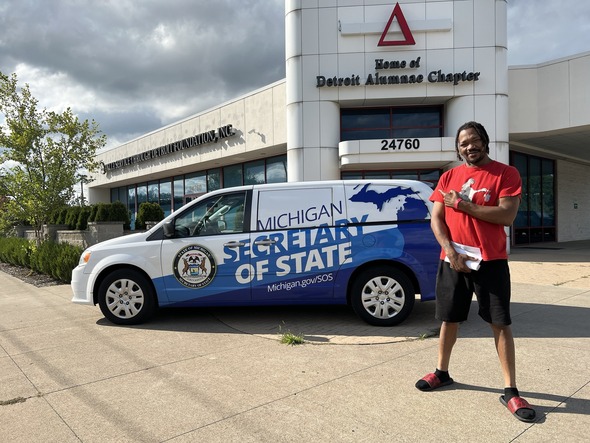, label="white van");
[71,180,439,326]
